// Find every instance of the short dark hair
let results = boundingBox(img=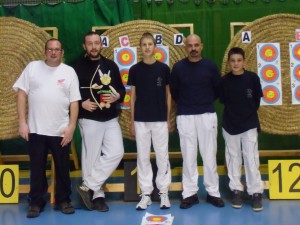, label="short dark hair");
[228,47,245,60]
[83,31,101,44]
[139,32,156,46]
[45,38,63,50]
